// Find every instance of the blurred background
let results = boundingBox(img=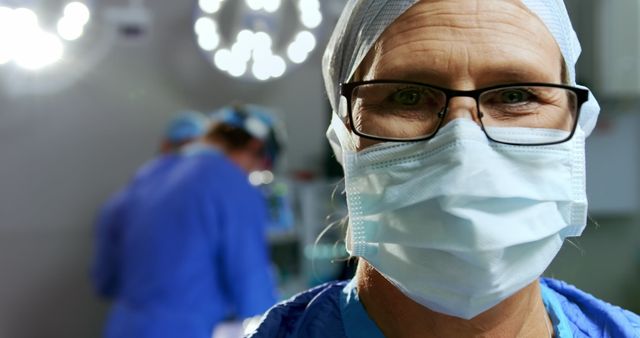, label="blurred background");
[0,0,638,337]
